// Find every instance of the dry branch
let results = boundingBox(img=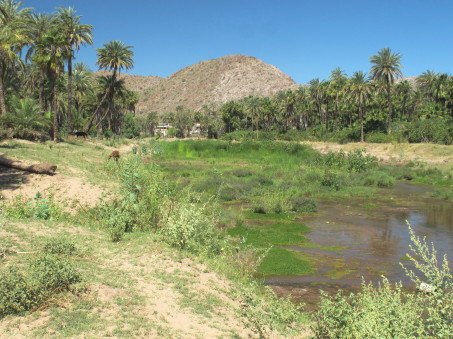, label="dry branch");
[0,156,57,174]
